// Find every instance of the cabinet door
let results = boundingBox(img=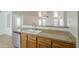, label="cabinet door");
[28,35,37,48]
[37,37,51,48]
[52,40,76,48]
[20,33,27,48]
